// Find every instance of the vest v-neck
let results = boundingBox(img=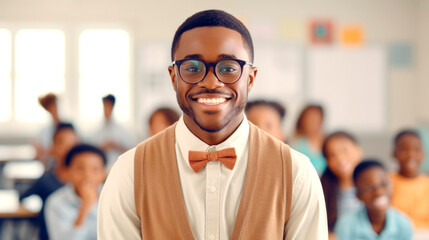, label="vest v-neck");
[134,122,292,239]
[165,123,263,240]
